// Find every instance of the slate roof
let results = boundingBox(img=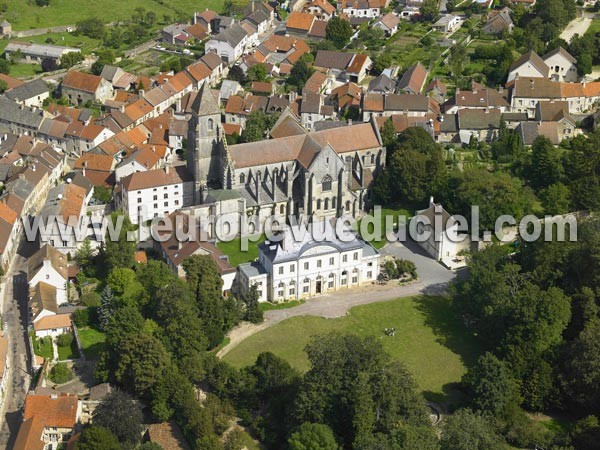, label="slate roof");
[212,23,248,47]
[458,108,502,129]
[543,46,577,64]
[191,81,221,116]
[397,62,428,94]
[0,97,44,129]
[314,50,354,70]
[510,50,549,77]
